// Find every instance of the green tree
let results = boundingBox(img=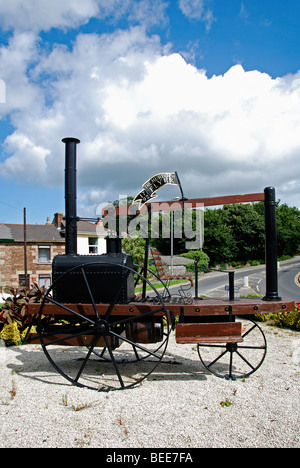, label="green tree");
[202,208,237,265]
[276,203,300,257]
[122,237,146,267]
[203,201,300,265]
[149,210,186,255]
[221,204,265,262]
[106,197,300,266]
